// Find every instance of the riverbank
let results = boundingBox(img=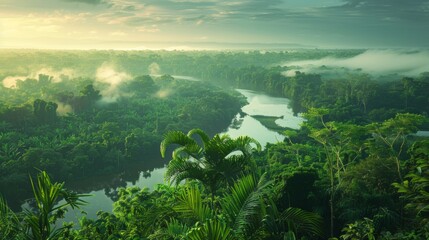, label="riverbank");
[251,115,288,133]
